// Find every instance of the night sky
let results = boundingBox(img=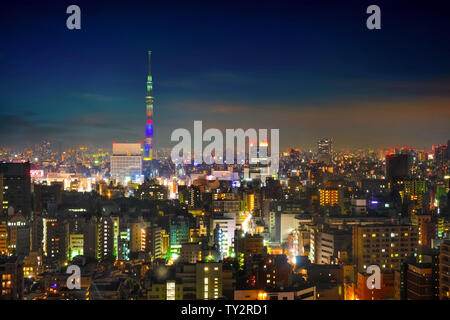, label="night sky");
[1,0,449,151]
